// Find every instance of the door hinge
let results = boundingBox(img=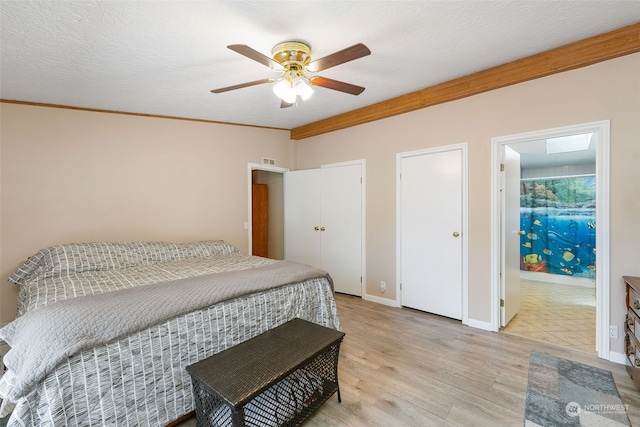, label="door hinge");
[500,163,505,172]
[500,299,505,307]
[400,283,402,290]
[360,276,362,283]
